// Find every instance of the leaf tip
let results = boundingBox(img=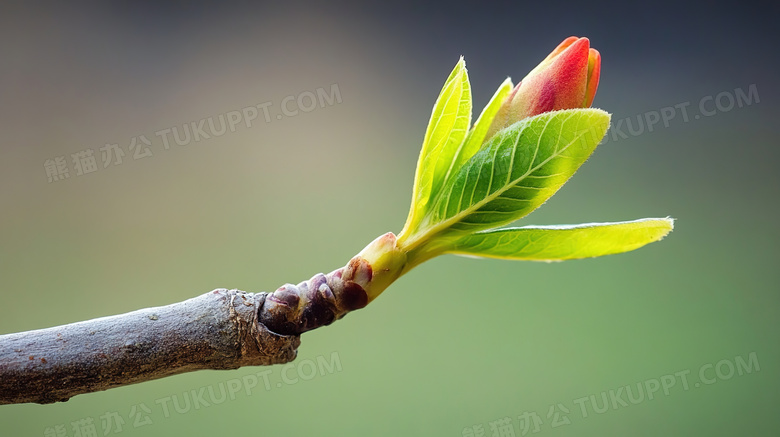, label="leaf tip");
[633,217,675,246]
[656,216,675,239]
